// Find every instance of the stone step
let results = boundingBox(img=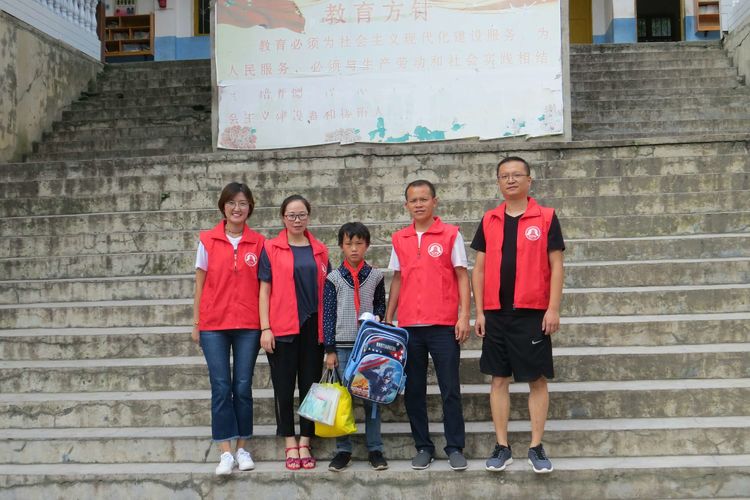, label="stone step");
[1,379,748,428]
[28,145,211,162]
[3,205,749,241]
[104,59,210,71]
[93,76,210,92]
[572,87,750,101]
[3,183,748,219]
[31,135,211,157]
[574,120,750,138]
[3,141,748,184]
[573,109,750,123]
[572,96,750,112]
[2,456,749,499]
[3,214,750,253]
[572,76,744,92]
[4,231,748,266]
[570,41,721,52]
[51,112,211,132]
[44,123,211,143]
[6,135,749,180]
[2,417,748,464]
[570,57,733,72]
[3,313,748,360]
[570,67,739,83]
[61,103,211,122]
[77,84,212,99]
[2,250,748,292]
[100,64,210,82]
[2,285,748,328]
[573,97,747,114]
[70,90,212,111]
[2,164,746,200]
[2,345,747,393]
